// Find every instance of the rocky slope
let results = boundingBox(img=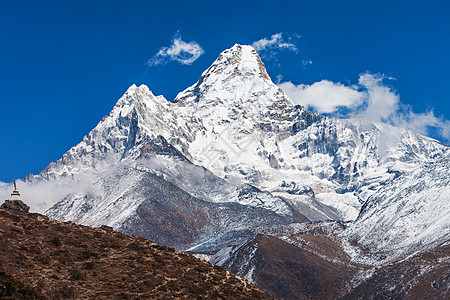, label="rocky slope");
[0,207,271,299]
[212,233,364,299]
[43,135,303,250]
[342,240,450,299]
